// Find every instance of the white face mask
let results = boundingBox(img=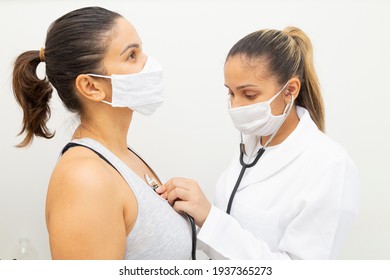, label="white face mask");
[228,82,294,136]
[88,56,164,116]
